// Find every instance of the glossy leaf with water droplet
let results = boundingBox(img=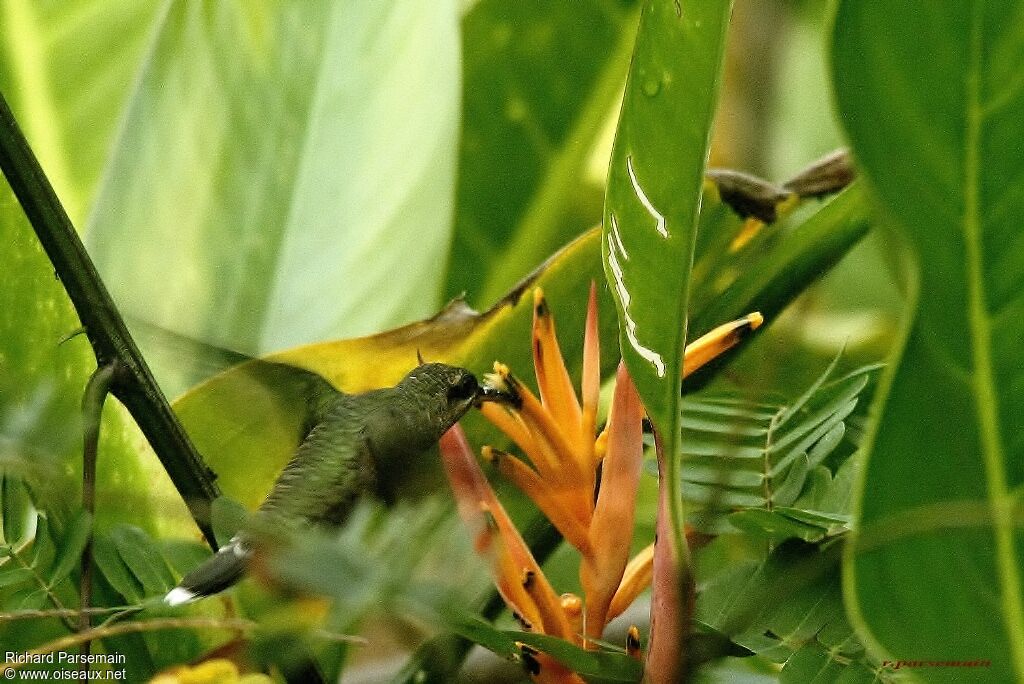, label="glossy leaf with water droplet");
[602,0,732,473]
[600,4,733,675]
[603,0,731,389]
[601,4,734,680]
